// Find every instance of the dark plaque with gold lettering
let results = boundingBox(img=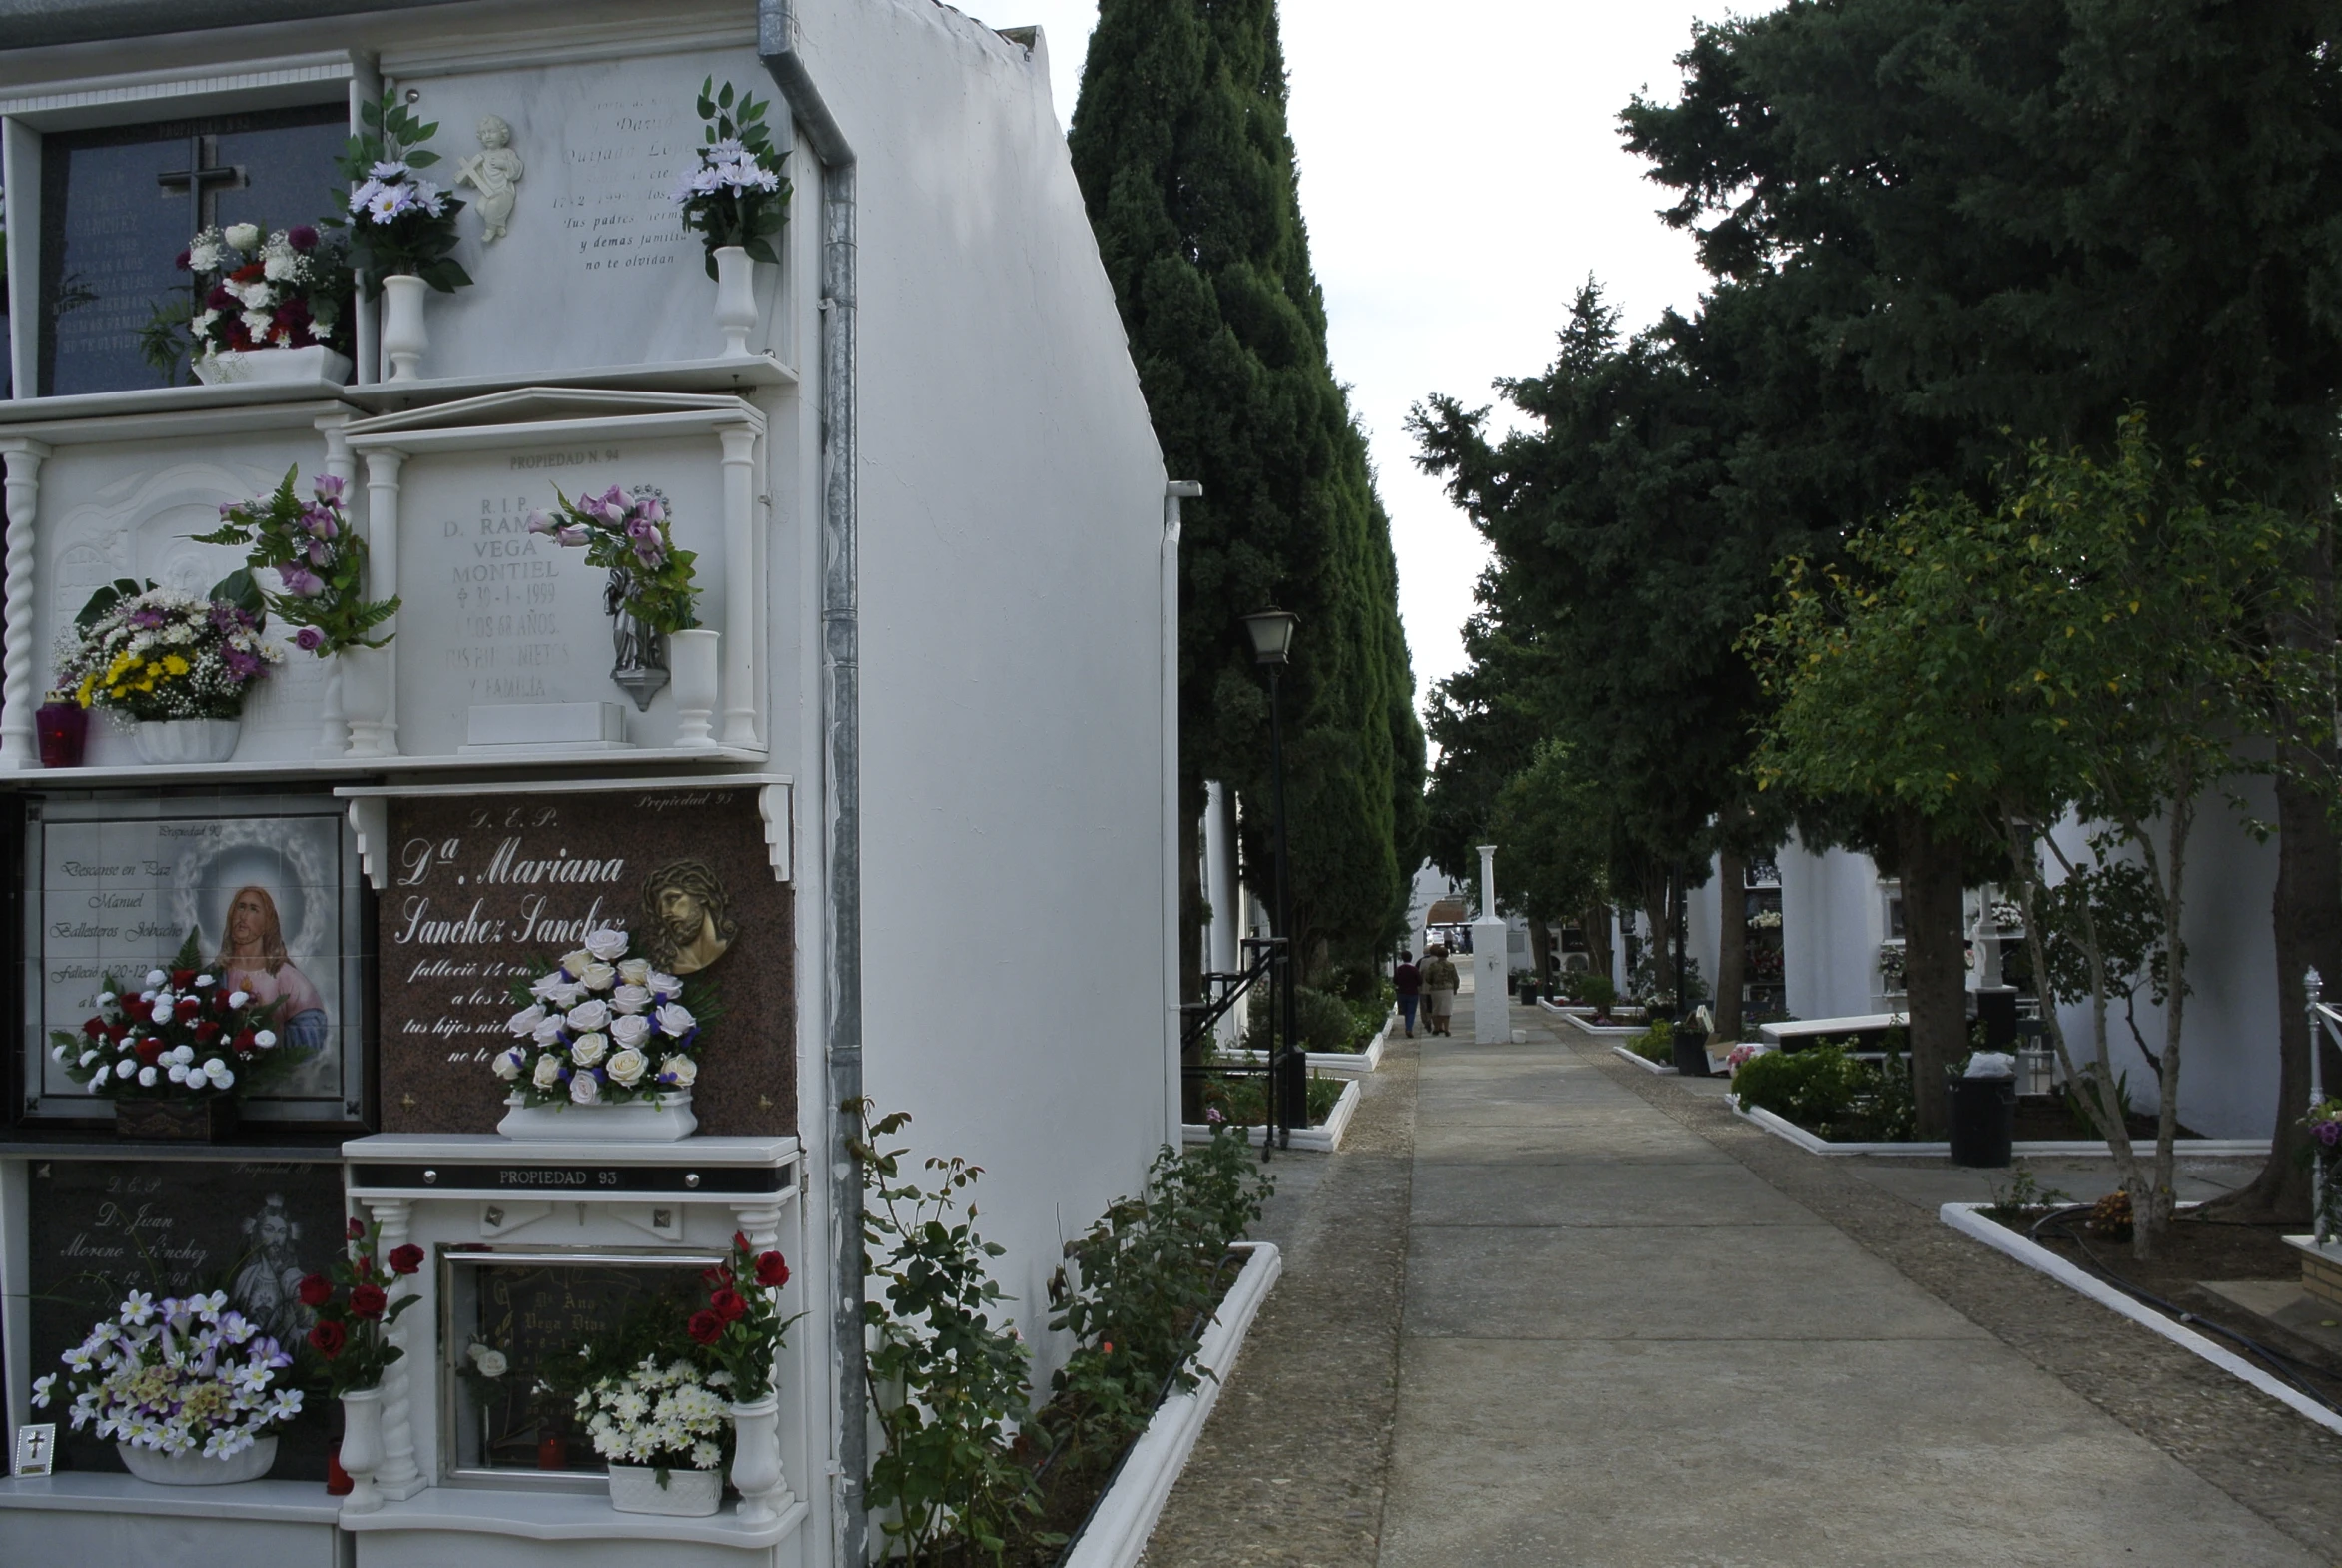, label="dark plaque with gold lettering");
[379,785,792,1135]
